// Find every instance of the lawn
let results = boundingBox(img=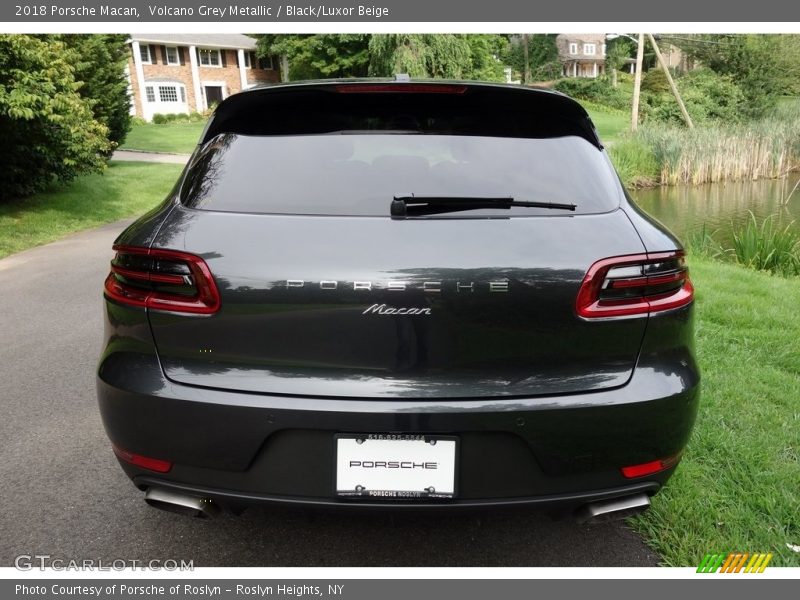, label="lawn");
[0,161,183,259]
[632,256,800,567]
[120,121,205,154]
[583,101,629,144]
